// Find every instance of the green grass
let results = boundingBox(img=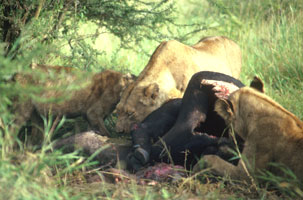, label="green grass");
[1,0,303,199]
